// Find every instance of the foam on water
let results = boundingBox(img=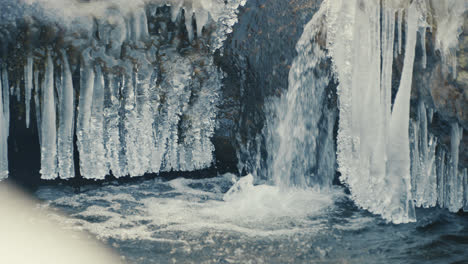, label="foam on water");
[37,174,343,243]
